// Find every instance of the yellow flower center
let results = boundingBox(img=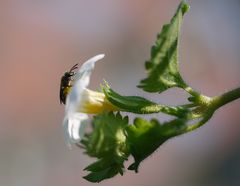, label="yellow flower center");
[78,89,118,114]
